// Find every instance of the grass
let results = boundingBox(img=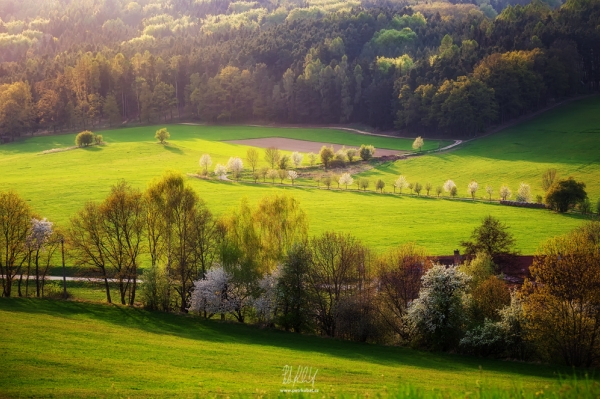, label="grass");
[0,297,595,398]
[0,120,594,259]
[363,96,600,203]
